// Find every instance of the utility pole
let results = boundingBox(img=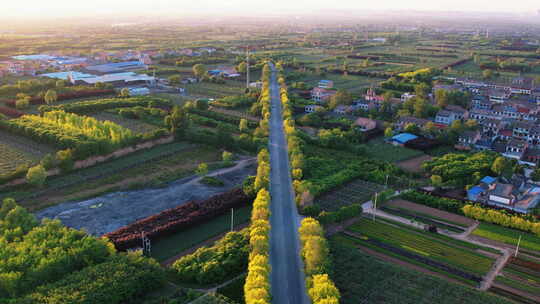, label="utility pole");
[385,175,389,189]
[515,235,522,257]
[372,192,378,221]
[246,46,250,89]
[230,208,234,232]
